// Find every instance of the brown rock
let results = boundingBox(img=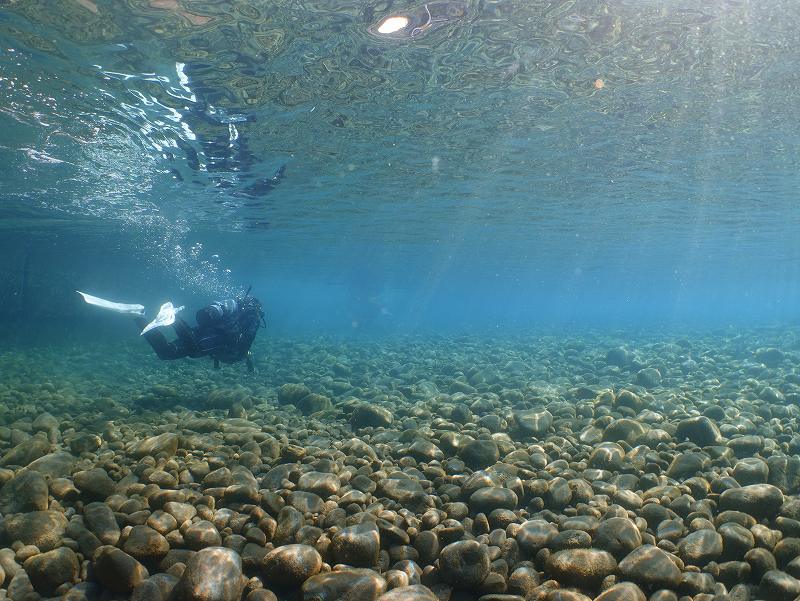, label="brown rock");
[93,545,149,594]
